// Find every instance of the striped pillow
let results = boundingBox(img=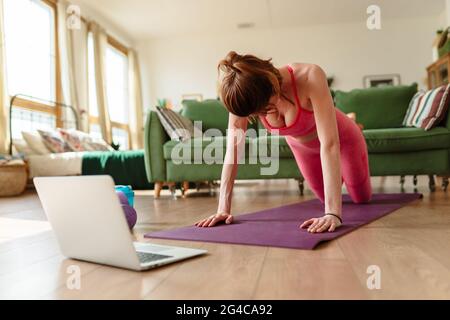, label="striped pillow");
[402,84,450,130]
[155,107,201,141]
